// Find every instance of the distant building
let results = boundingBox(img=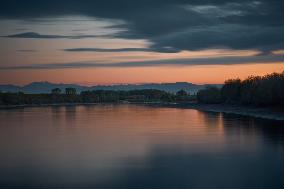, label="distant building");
[51,88,61,95]
[65,88,77,95]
